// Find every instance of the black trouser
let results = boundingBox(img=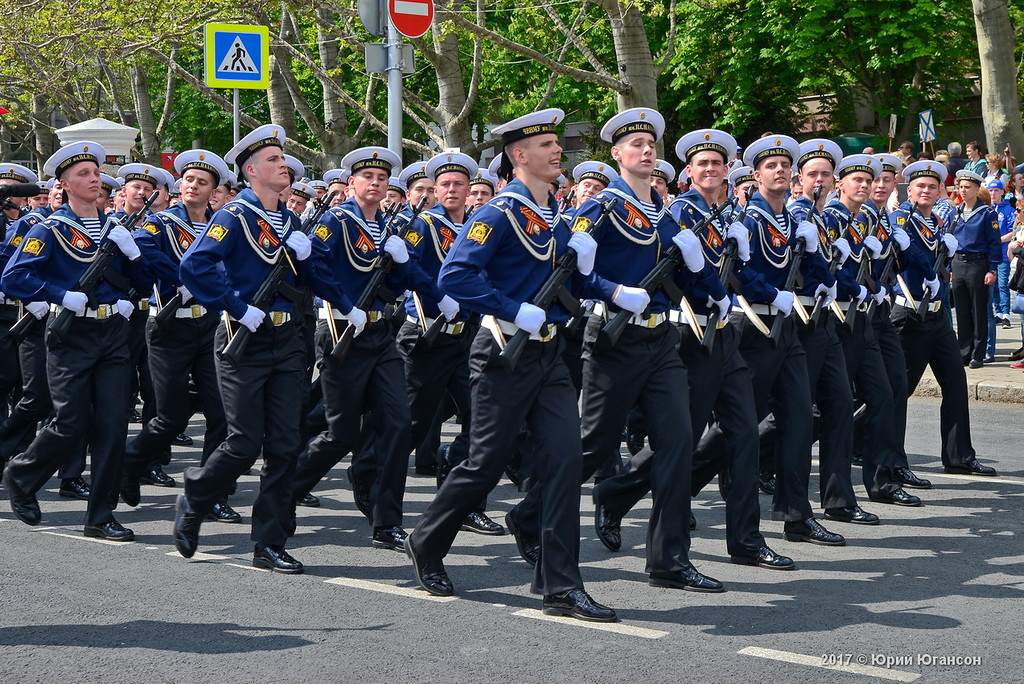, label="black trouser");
[858,301,911,469]
[0,322,53,463]
[890,303,976,467]
[411,328,583,596]
[837,309,903,499]
[128,305,154,425]
[183,321,304,546]
[396,319,480,510]
[598,322,765,558]
[951,253,990,364]
[292,319,411,529]
[5,314,130,526]
[0,305,22,422]
[124,312,226,475]
[697,312,814,522]
[515,318,692,576]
